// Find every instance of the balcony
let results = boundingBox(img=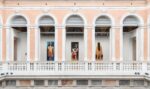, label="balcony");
[0,61,150,78]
